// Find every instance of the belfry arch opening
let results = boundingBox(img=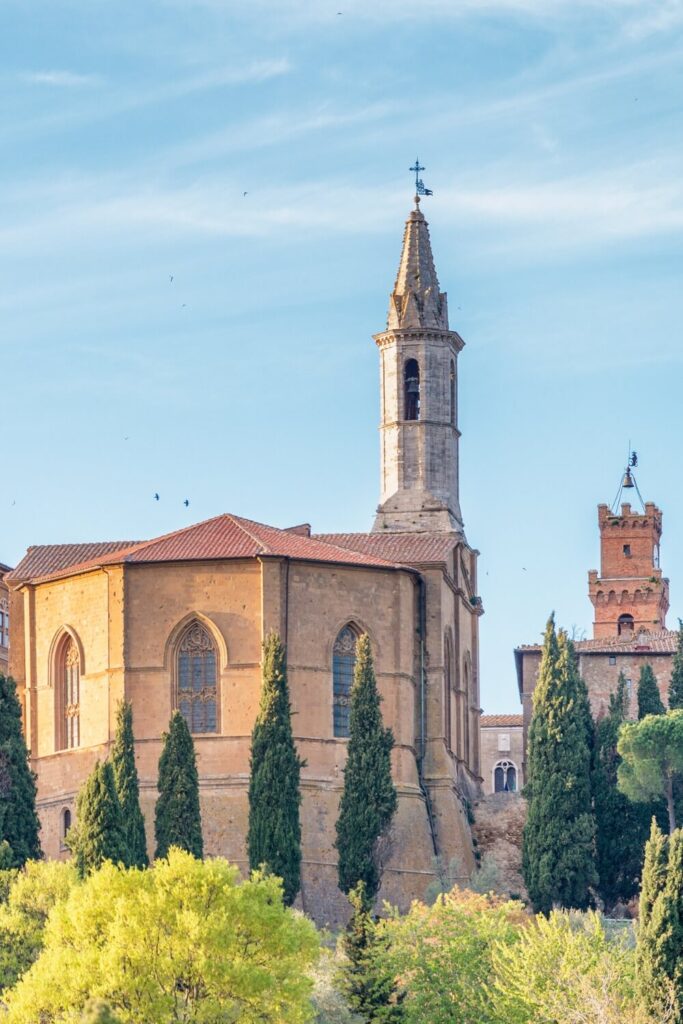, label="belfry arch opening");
[404,359,420,421]
[618,613,634,637]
